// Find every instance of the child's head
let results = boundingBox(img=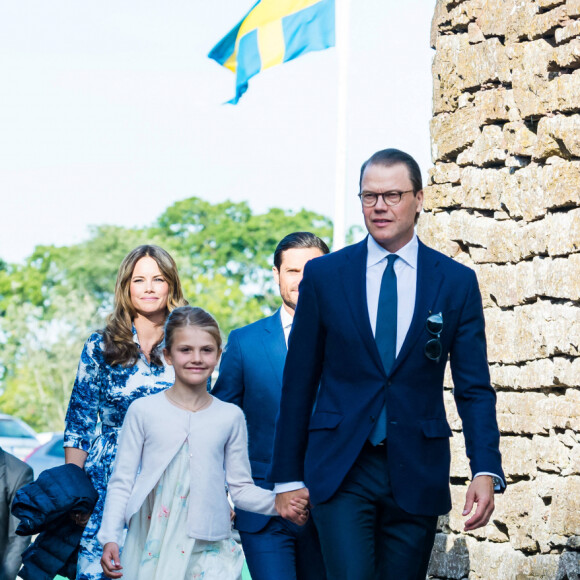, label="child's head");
[163,306,222,389]
[164,306,222,352]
